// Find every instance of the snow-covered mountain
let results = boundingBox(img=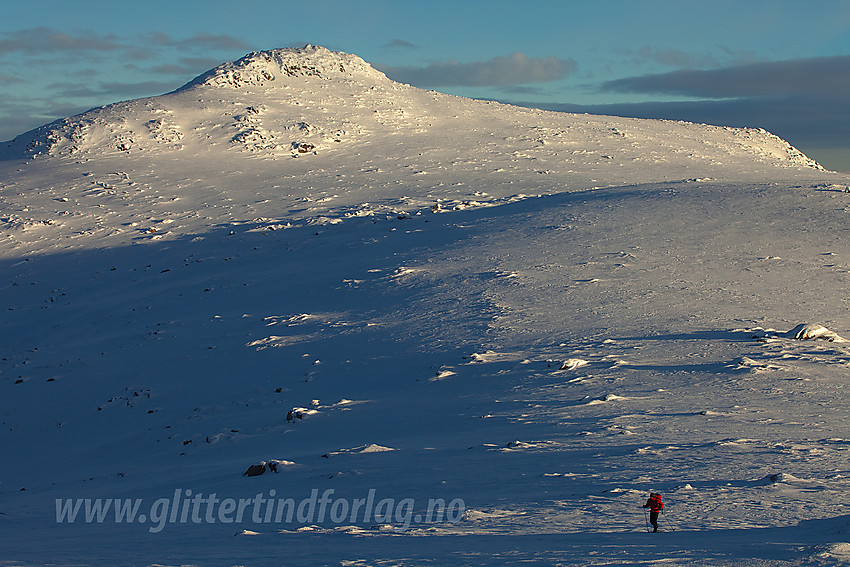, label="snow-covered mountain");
[2,46,850,566]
